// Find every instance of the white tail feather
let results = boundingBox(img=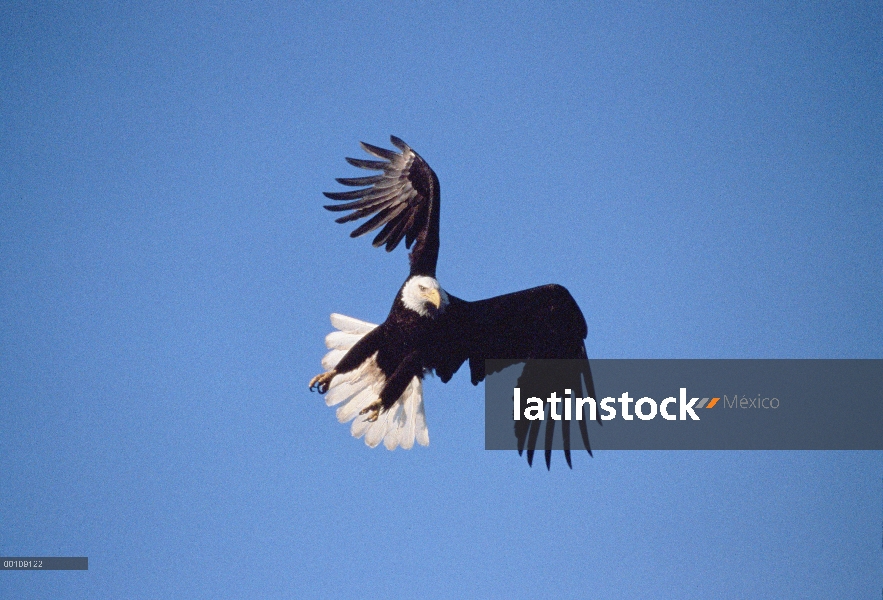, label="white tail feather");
[325,331,365,350]
[330,313,376,335]
[321,349,346,371]
[335,387,375,423]
[319,313,429,450]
